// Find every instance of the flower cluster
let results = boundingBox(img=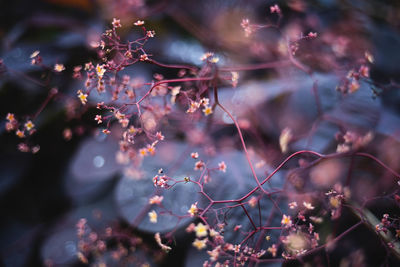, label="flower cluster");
[4,5,400,267]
